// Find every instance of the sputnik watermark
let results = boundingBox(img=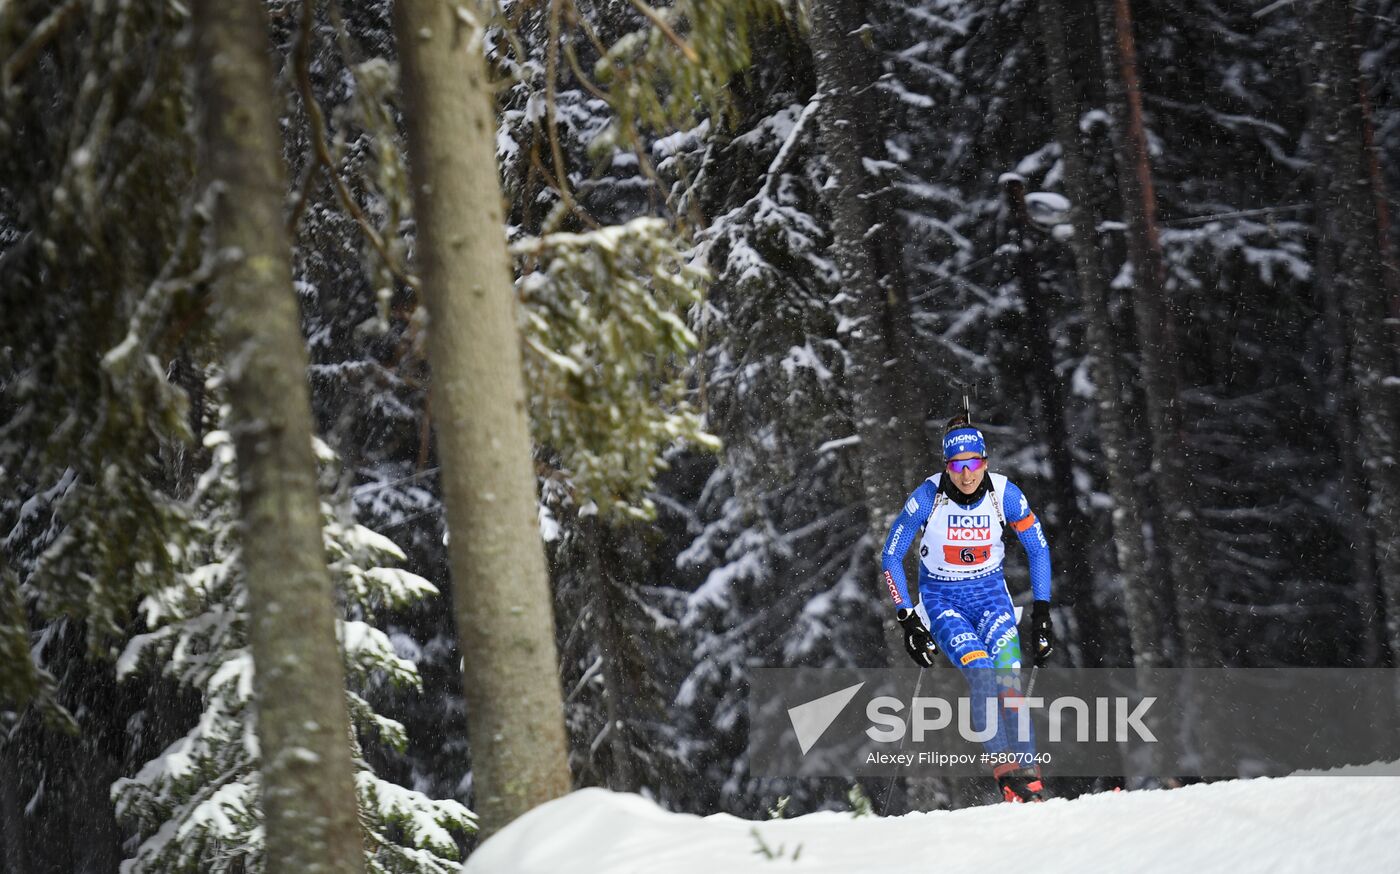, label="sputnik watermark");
[786,681,864,754]
[751,668,1400,778]
[862,694,1158,745]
